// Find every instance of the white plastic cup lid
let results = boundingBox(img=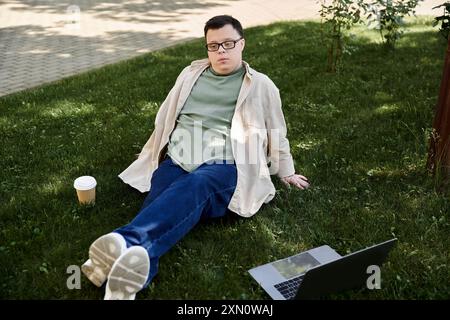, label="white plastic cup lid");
[74,176,97,190]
